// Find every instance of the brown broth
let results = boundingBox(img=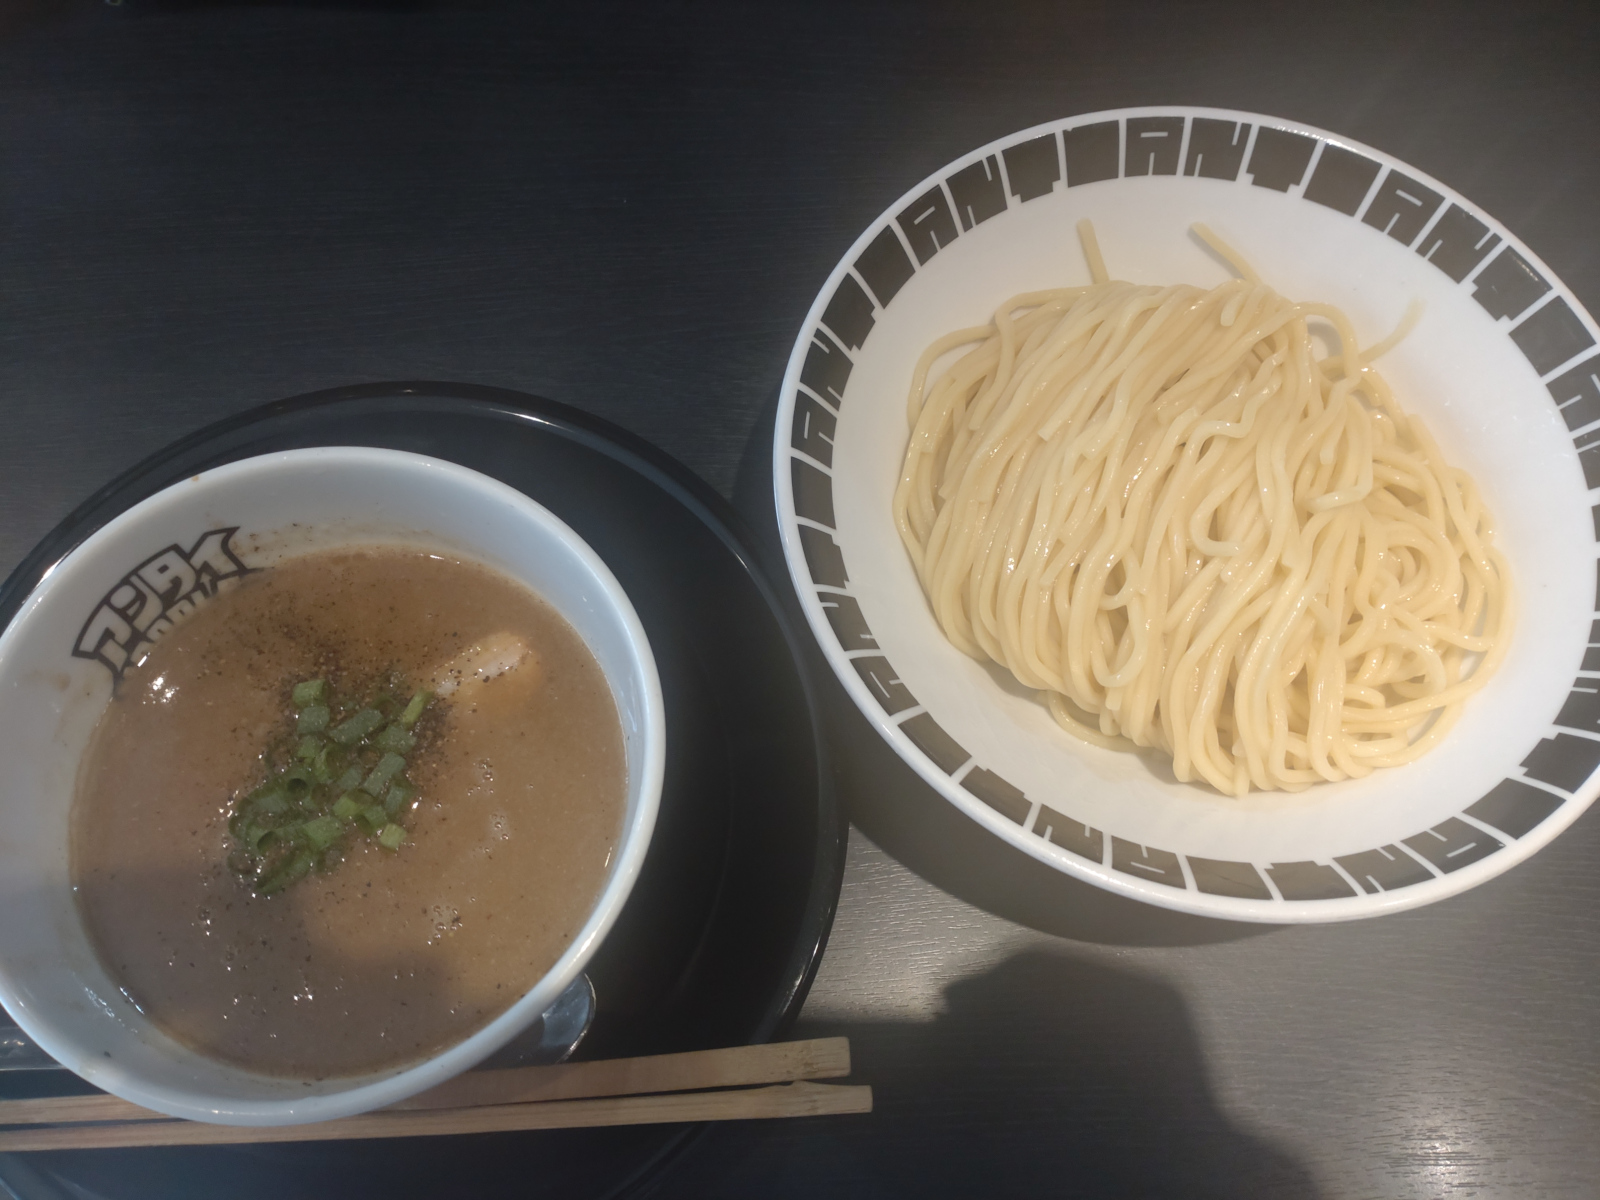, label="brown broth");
[70,547,626,1079]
